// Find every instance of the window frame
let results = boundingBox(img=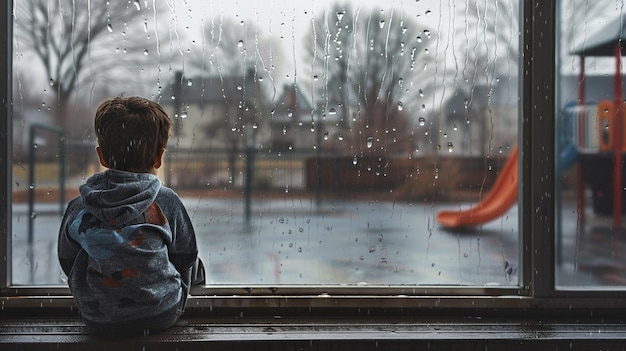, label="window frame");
[3,0,626,316]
